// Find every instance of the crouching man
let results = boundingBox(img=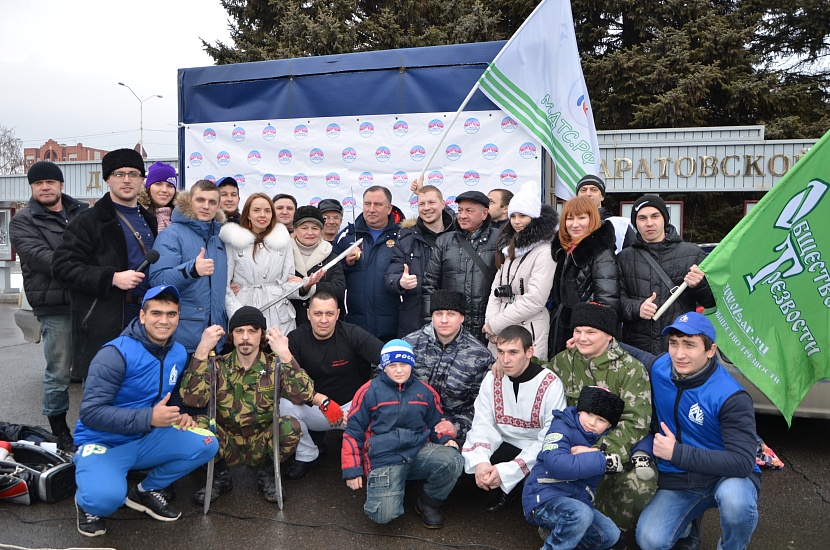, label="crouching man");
[342,340,463,528]
[180,306,315,504]
[73,285,218,537]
